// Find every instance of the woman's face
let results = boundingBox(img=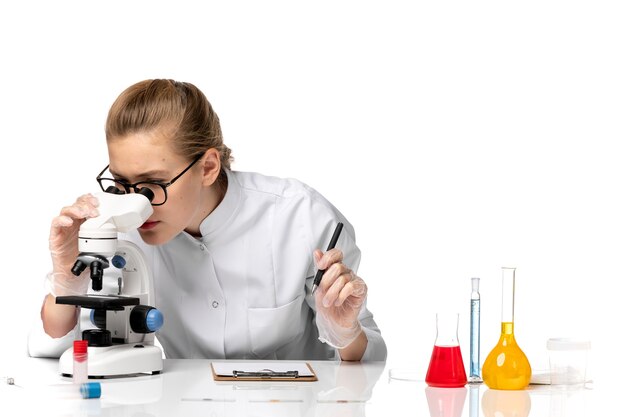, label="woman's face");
[107,130,205,245]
